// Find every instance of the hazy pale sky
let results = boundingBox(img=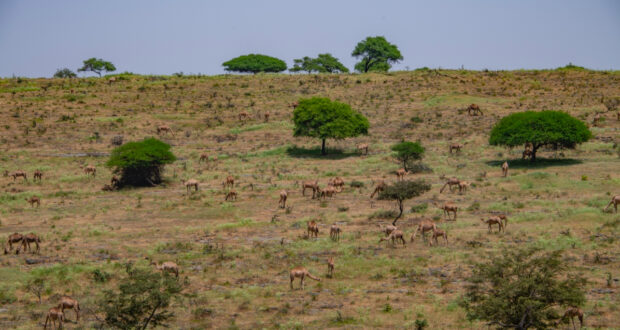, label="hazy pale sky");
[1,0,619,77]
